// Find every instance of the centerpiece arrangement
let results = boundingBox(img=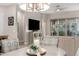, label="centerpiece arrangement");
[26,40,46,56]
[30,43,39,54]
